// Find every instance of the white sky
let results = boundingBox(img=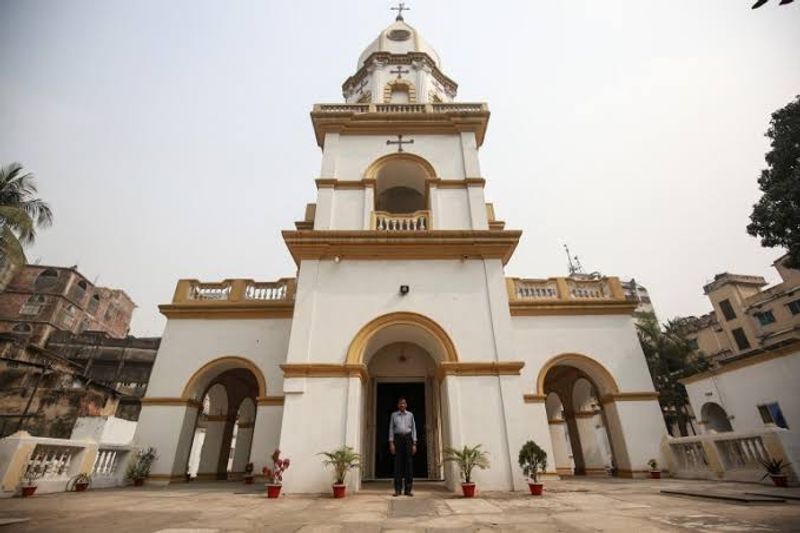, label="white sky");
[1,1,798,336]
